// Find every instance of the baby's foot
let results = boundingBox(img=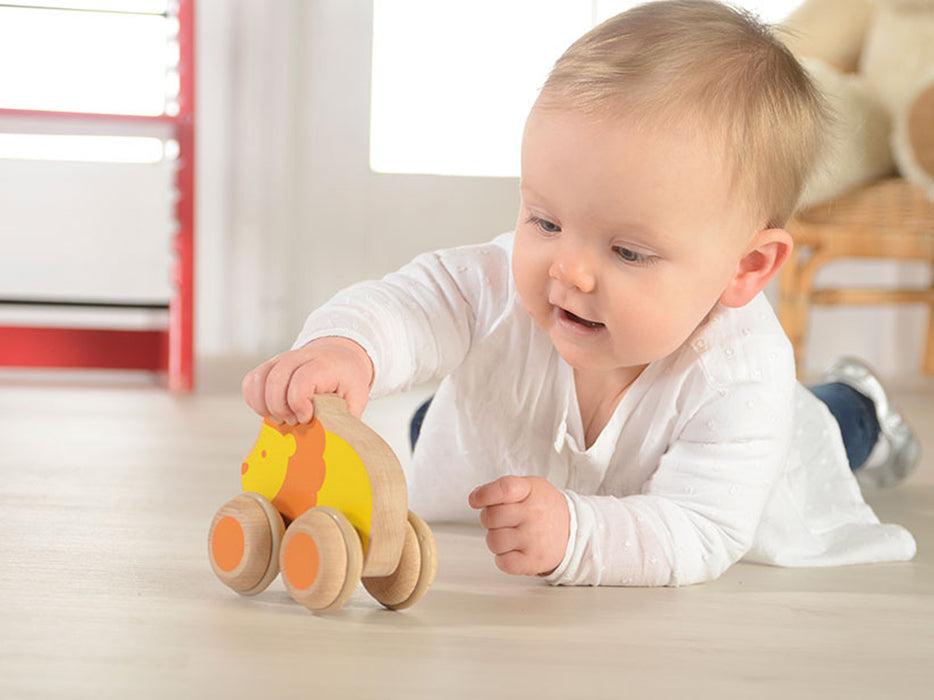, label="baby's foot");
[822,357,921,488]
